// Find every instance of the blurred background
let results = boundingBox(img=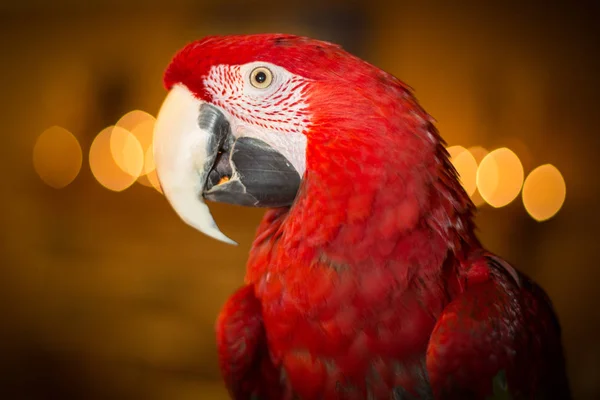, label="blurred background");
[1,0,599,398]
